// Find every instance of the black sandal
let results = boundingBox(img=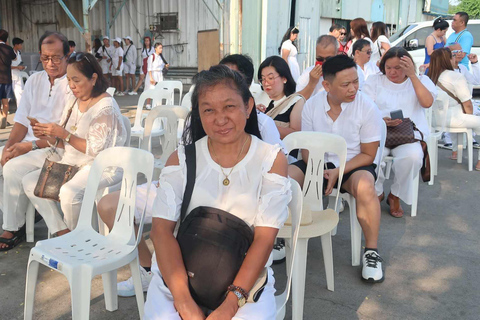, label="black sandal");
[0,227,26,252]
